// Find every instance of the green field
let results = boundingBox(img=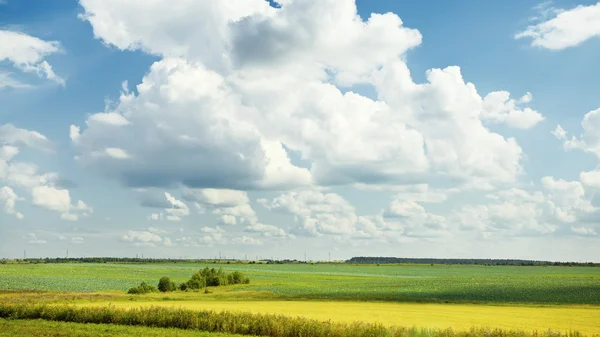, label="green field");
[1,263,599,304]
[1,262,600,336]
